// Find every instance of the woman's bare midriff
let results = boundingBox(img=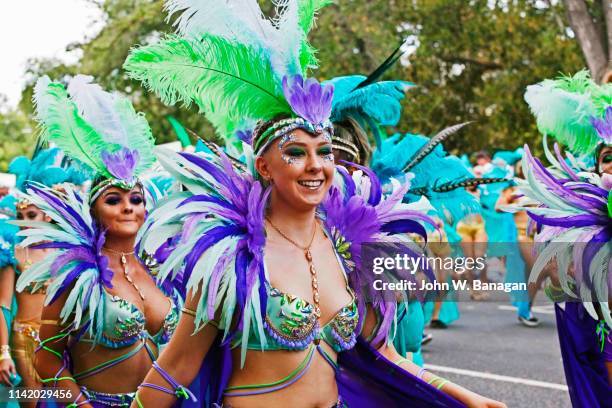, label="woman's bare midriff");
[70,339,158,393]
[15,292,45,322]
[224,345,339,408]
